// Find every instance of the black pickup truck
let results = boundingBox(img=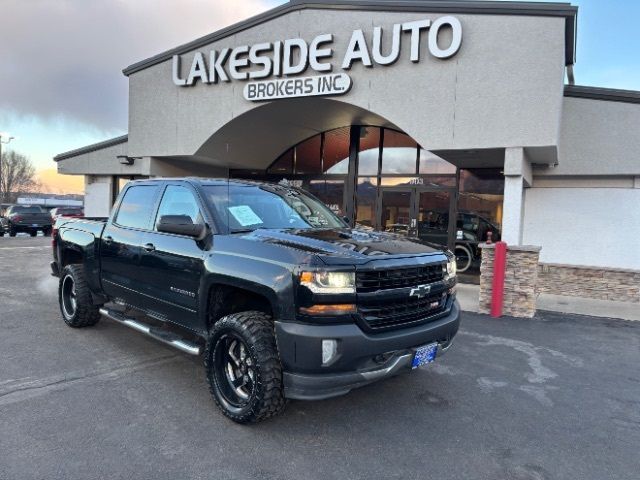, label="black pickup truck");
[1,205,53,237]
[52,178,460,423]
